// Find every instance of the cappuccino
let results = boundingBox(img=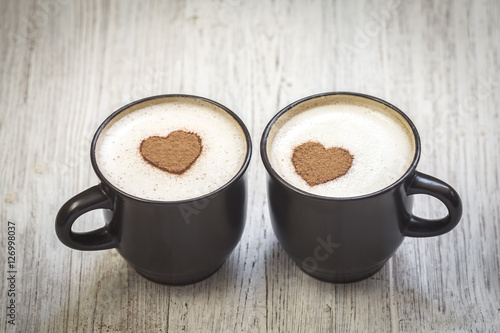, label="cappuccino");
[267,94,415,197]
[95,96,248,201]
